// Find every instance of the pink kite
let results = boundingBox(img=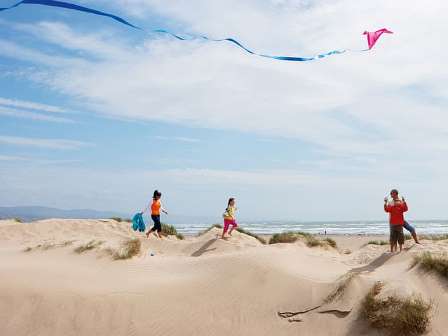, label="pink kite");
[363,28,393,50]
